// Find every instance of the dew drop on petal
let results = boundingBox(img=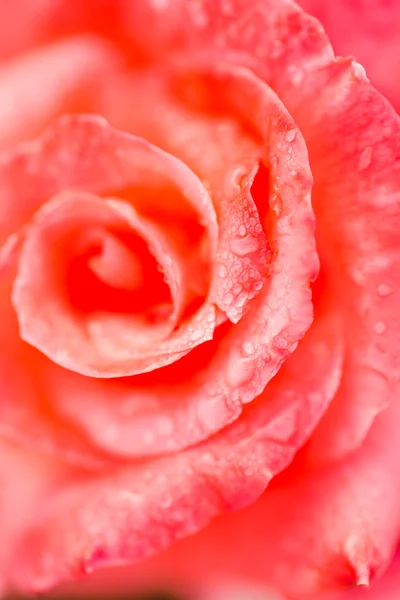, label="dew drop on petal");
[285,129,296,142]
[287,66,304,86]
[226,353,257,387]
[190,328,204,342]
[358,147,372,171]
[218,264,228,278]
[229,236,260,256]
[269,193,282,215]
[374,321,387,334]
[273,336,289,350]
[233,292,249,307]
[241,340,255,356]
[378,284,393,297]
[150,0,170,11]
[353,62,369,82]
